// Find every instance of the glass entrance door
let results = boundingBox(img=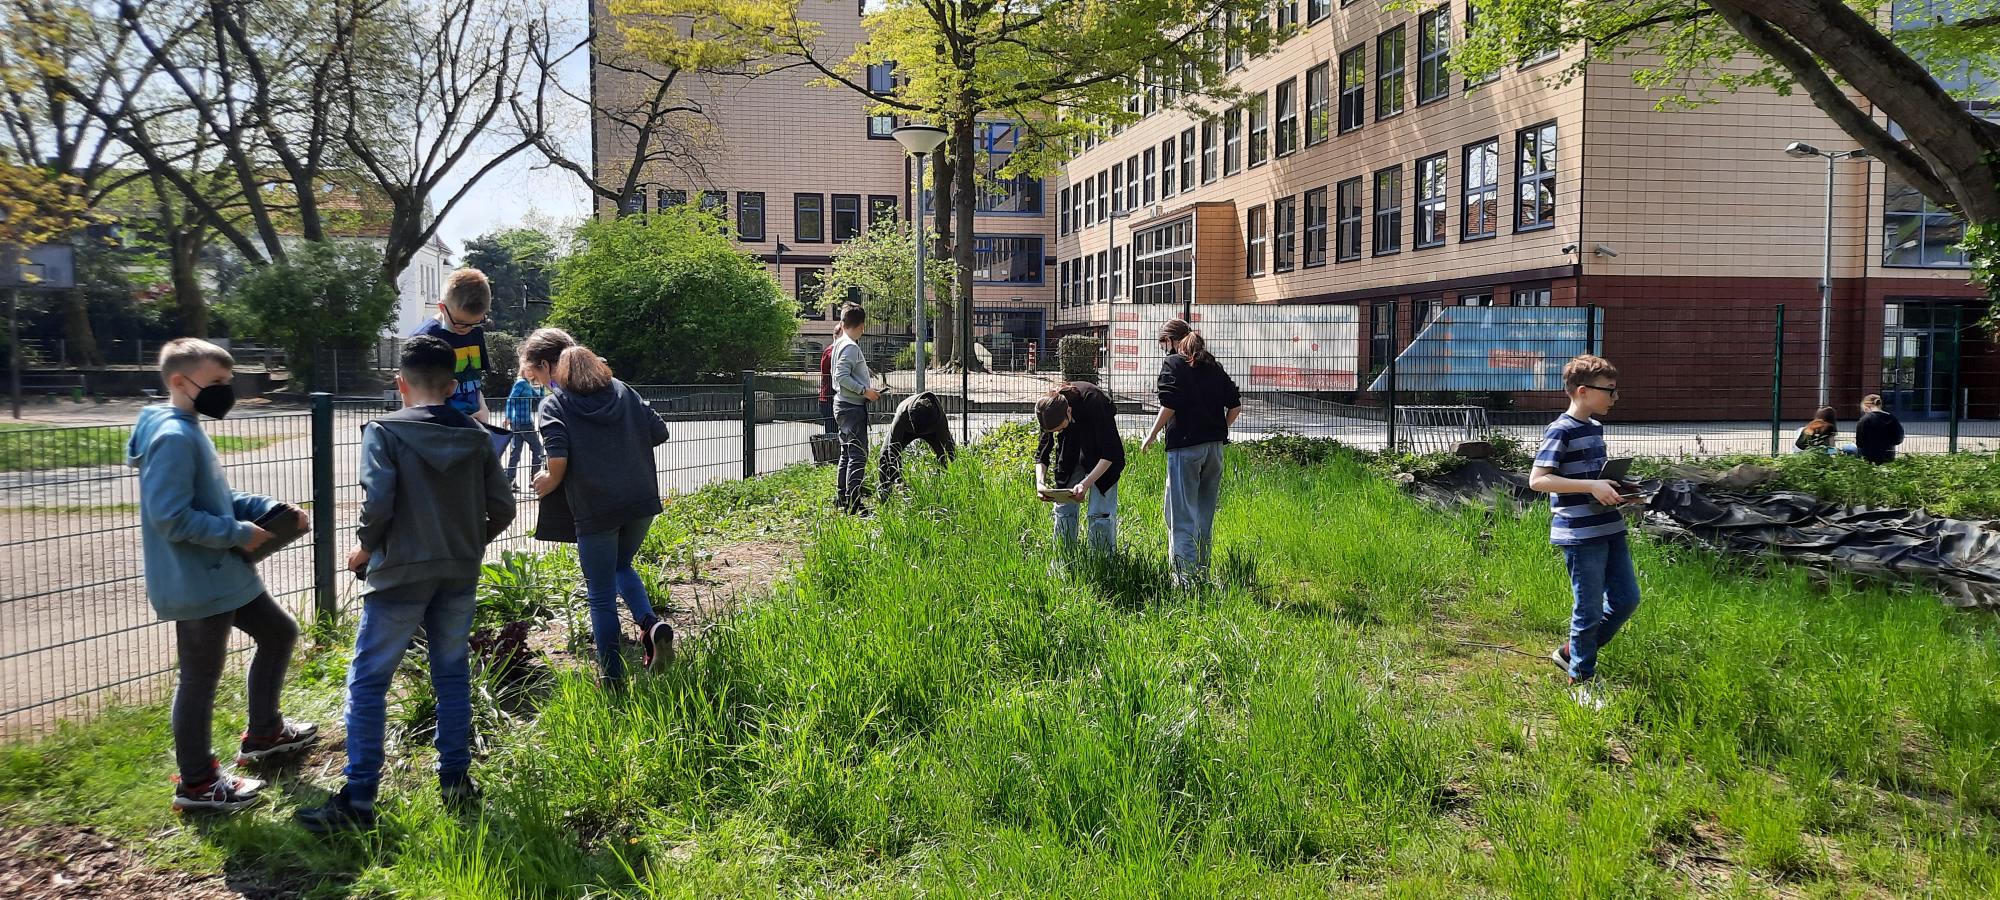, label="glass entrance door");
[1881,301,1963,419]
